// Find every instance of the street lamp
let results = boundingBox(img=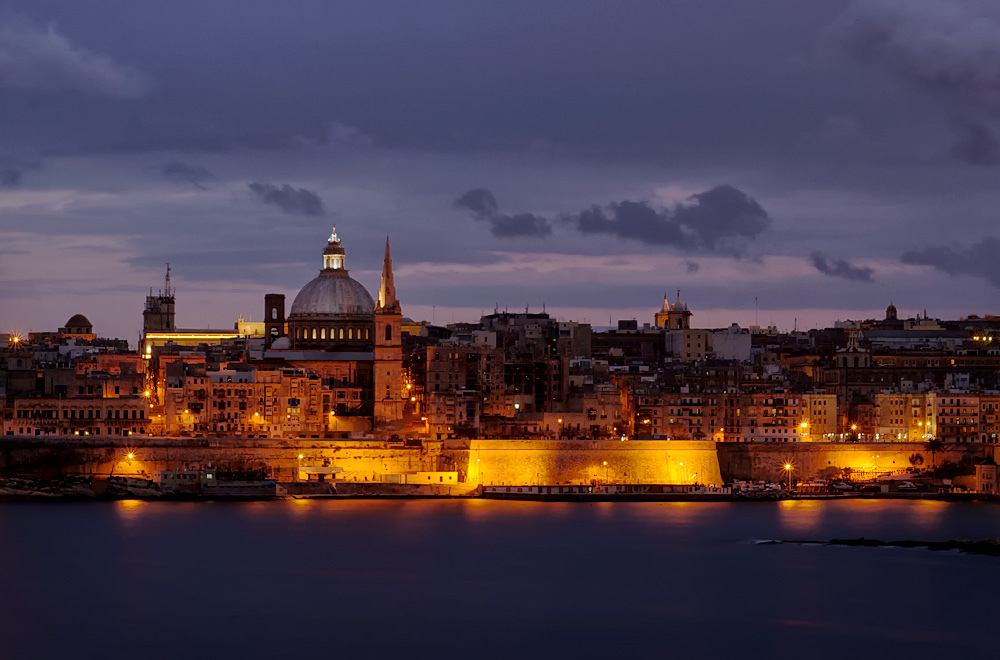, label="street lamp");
[603,460,608,483]
[784,463,792,491]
